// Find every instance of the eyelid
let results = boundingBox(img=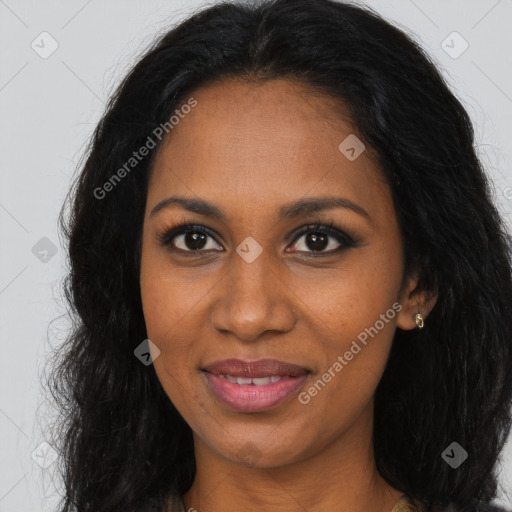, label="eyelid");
[284,219,359,246]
